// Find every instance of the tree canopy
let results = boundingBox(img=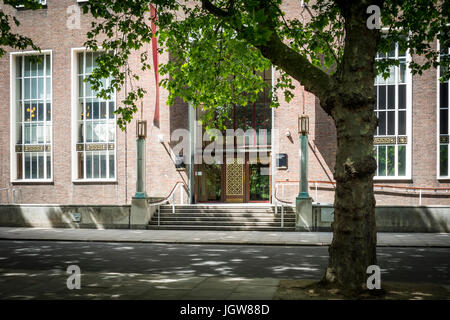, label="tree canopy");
[77,0,449,129]
[0,0,43,57]
[2,1,447,128]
